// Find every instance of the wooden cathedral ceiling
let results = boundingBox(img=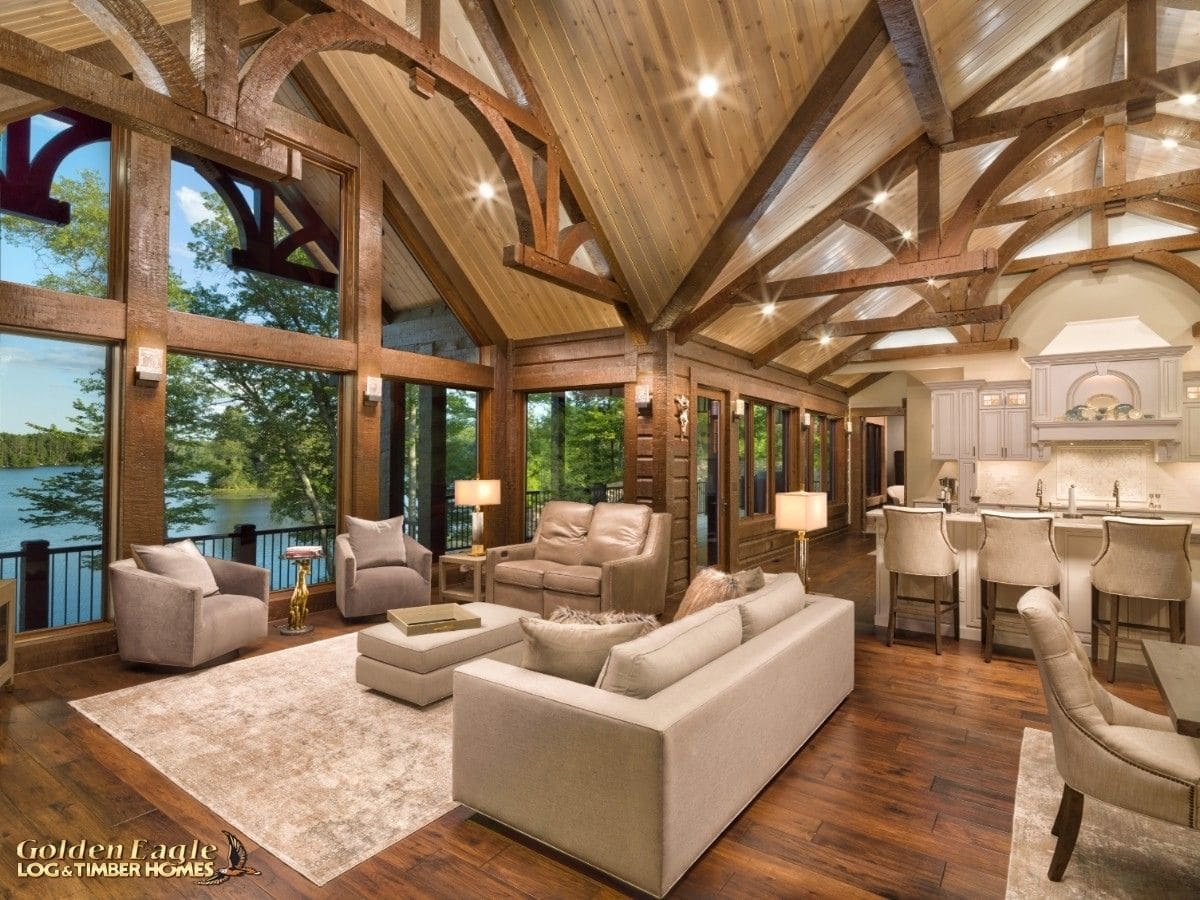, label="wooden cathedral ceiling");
[8,1,1200,379]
